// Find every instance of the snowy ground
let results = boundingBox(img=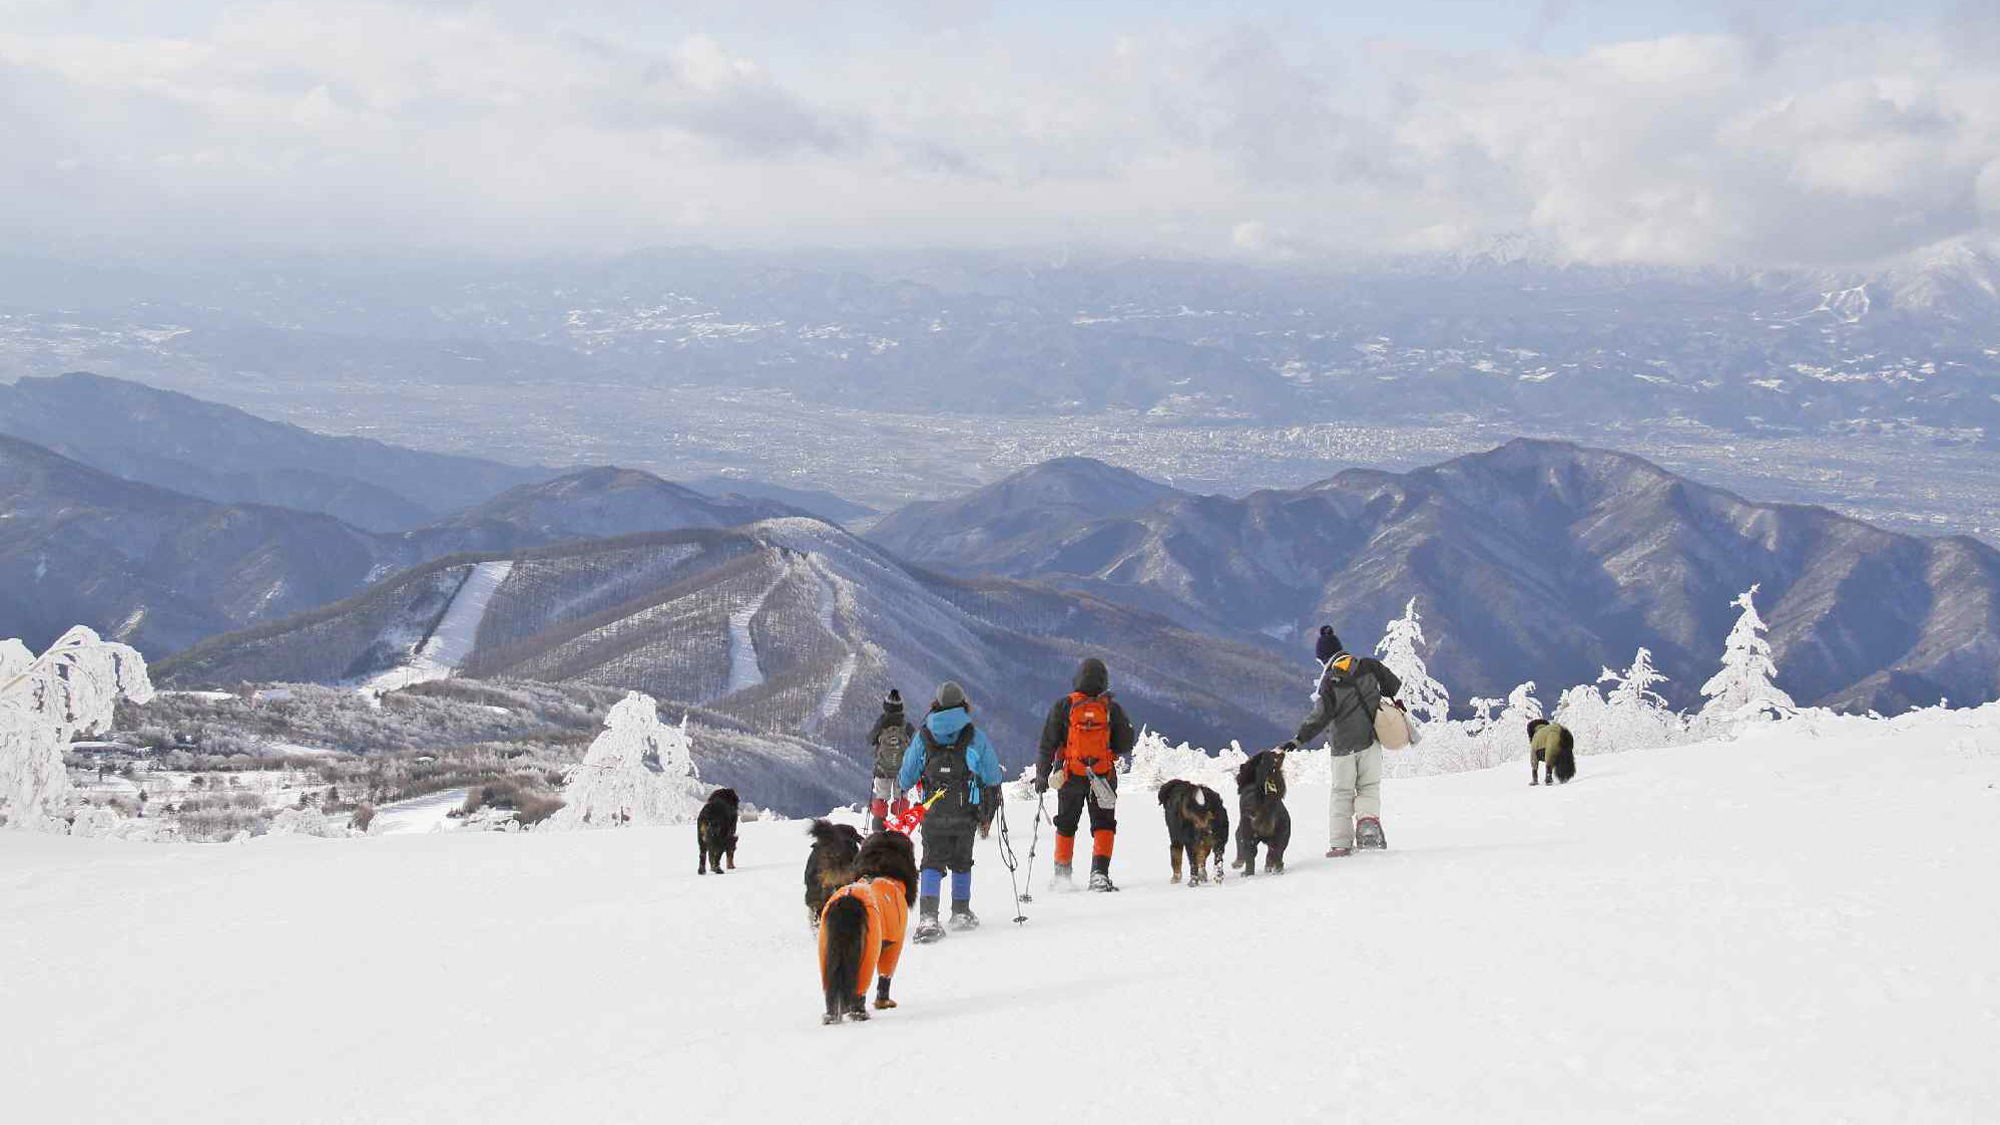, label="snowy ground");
[5,717,1997,1123]
[723,571,783,696]
[368,787,468,835]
